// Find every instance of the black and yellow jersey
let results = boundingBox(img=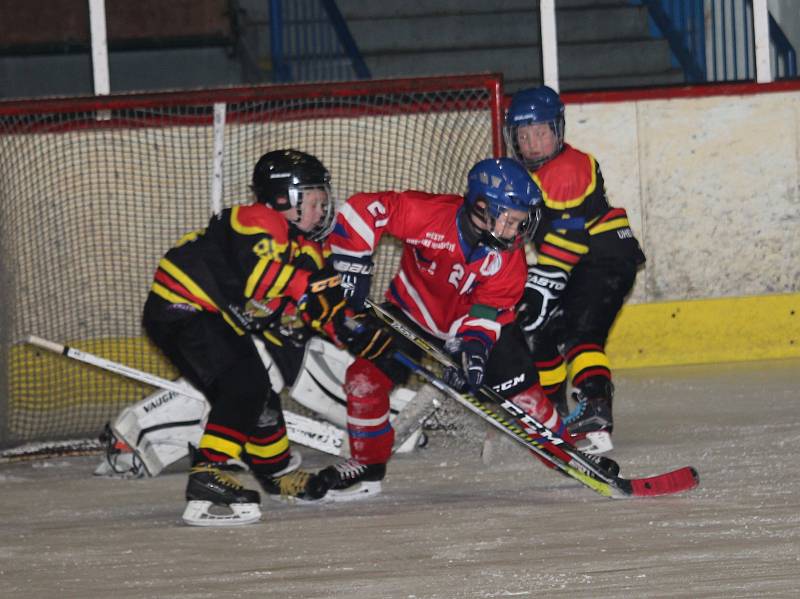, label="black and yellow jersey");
[530,144,645,275]
[147,203,326,334]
